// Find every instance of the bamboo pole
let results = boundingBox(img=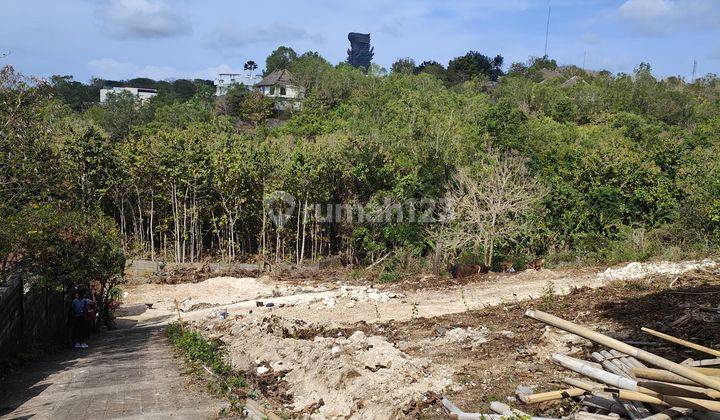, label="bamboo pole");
[564,378,604,391]
[641,327,720,358]
[610,349,646,369]
[581,394,629,416]
[633,368,701,386]
[573,413,622,420]
[591,351,653,416]
[637,380,720,400]
[640,407,693,420]
[615,390,720,412]
[553,353,637,390]
[525,310,720,391]
[489,401,529,416]
[688,359,720,368]
[441,398,559,420]
[689,412,720,420]
[519,387,586,403]
[593,351,631,378]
